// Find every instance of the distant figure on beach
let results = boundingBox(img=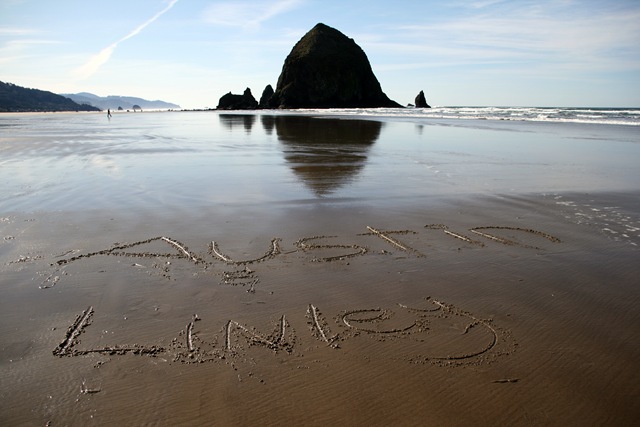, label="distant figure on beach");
[107,109,112,118]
